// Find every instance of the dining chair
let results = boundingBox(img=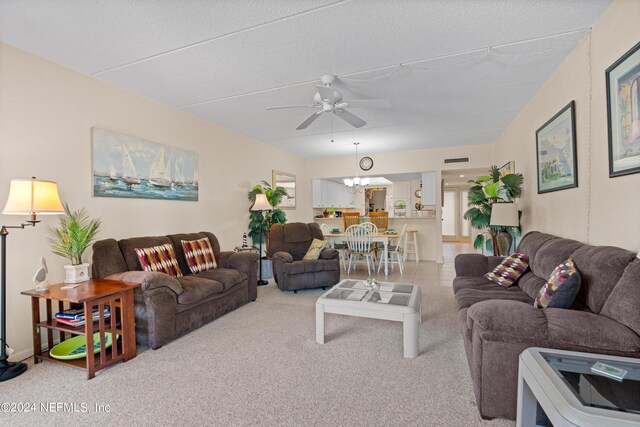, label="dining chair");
[369,212,389,231]
[319,223,331,235]
[342,212,360,230]
[320,223,348,272]
[360,221,379,262]
[344,224,375,275]
[360,221,378,234]
[378,223,408,274]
